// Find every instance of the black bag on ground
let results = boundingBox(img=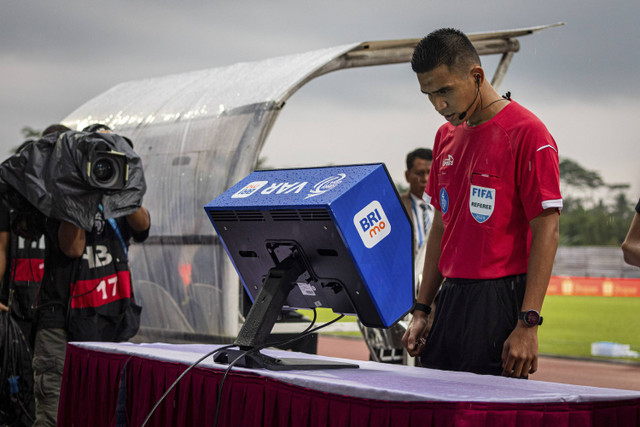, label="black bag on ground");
[0,311,35,426]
